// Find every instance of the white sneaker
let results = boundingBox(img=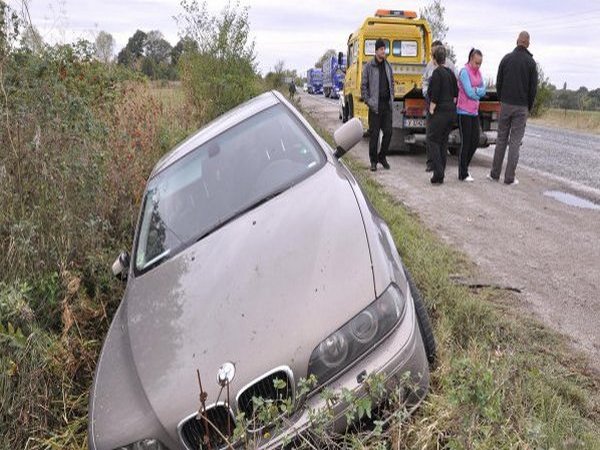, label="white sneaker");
[486,173,499,182]
[464,175,474,182]
[505,179,519,186]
